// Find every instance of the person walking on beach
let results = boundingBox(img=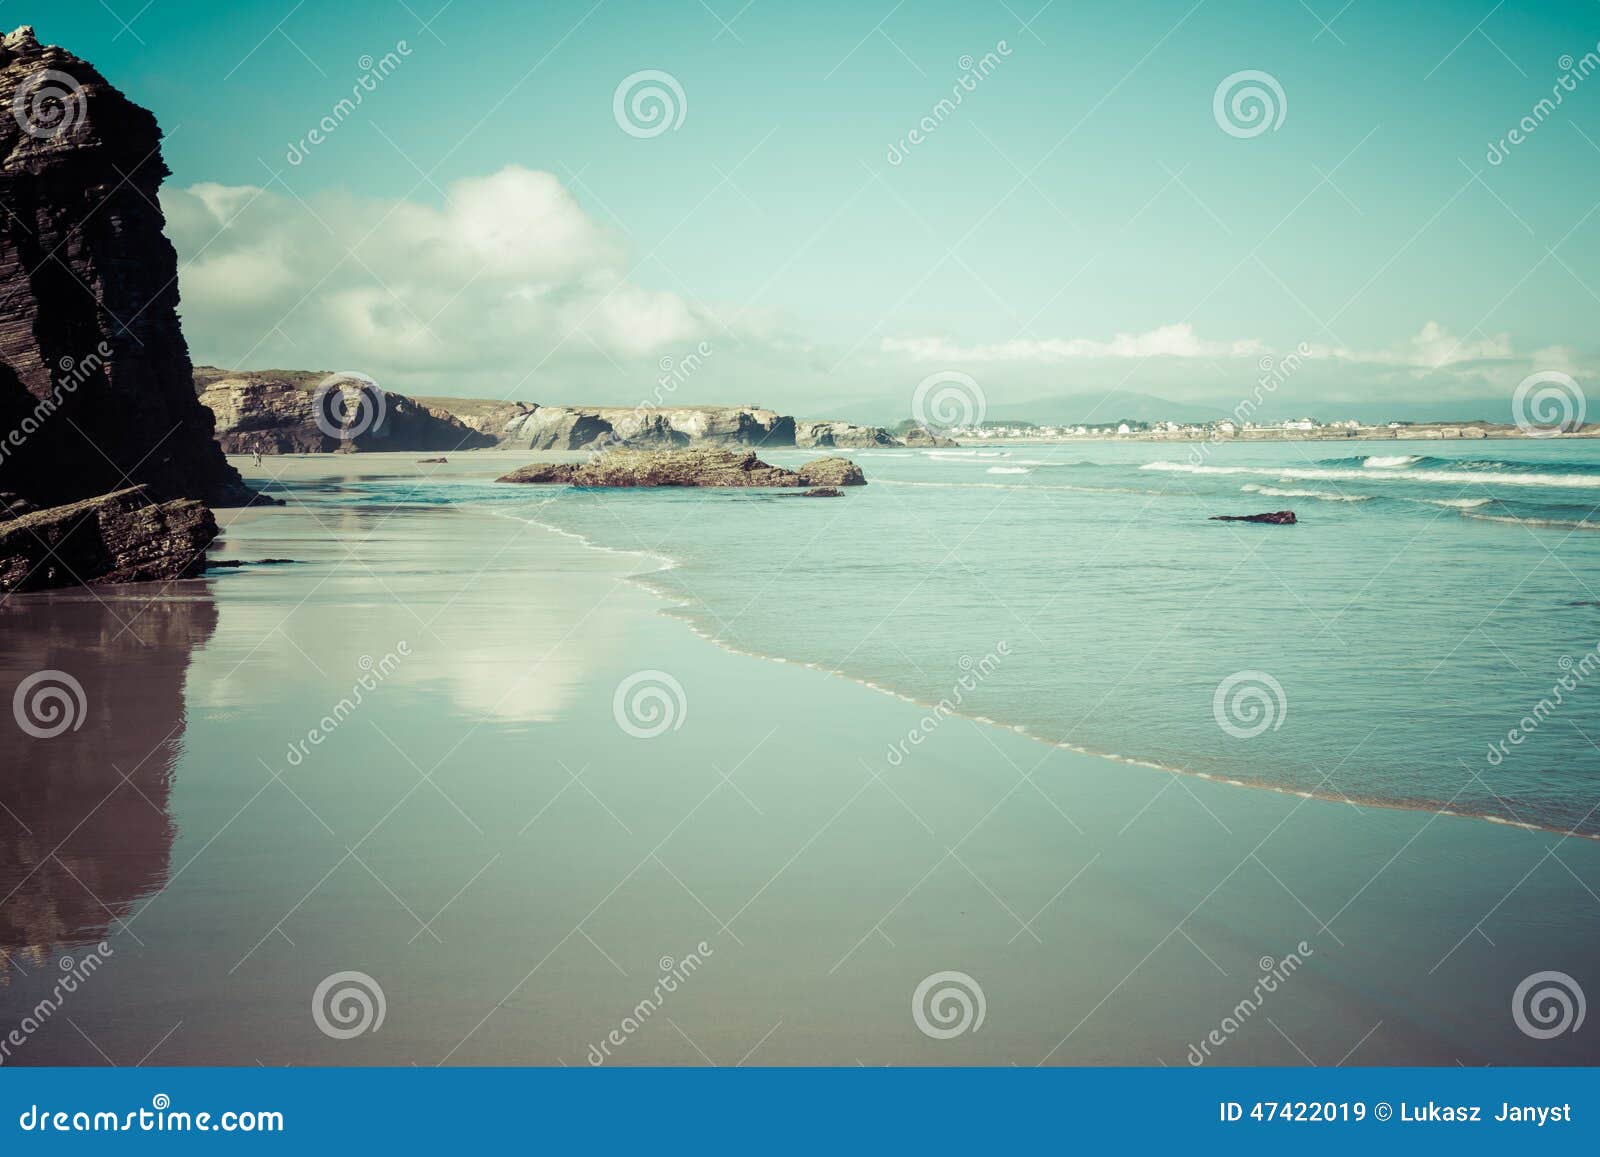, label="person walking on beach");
[252,443,263,467]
